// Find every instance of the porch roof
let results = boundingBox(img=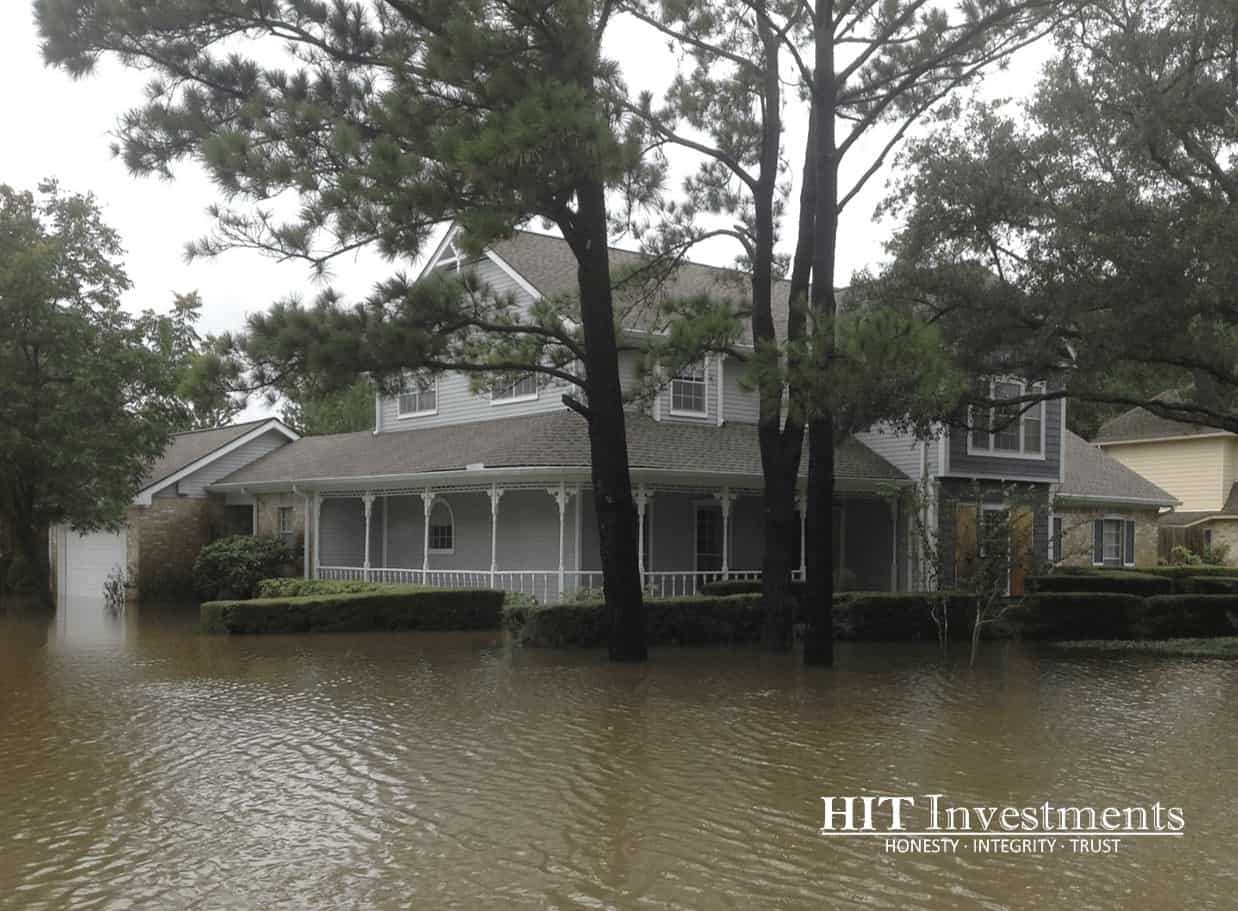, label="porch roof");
[1055,431,1178,508]
[210,411,908,492]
